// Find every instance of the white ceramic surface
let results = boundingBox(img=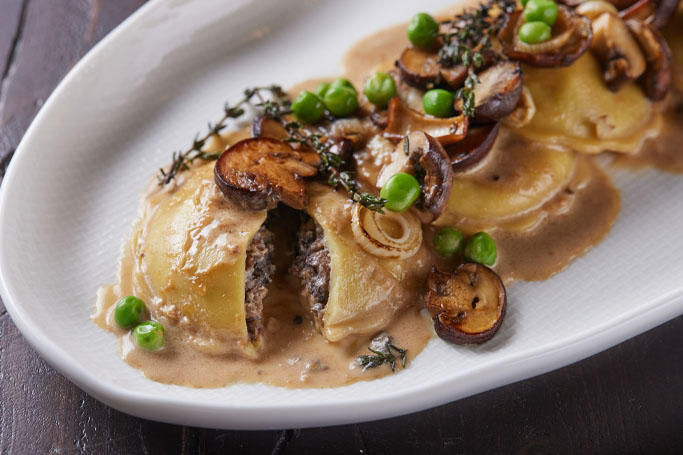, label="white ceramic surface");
[1,0,683,430]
